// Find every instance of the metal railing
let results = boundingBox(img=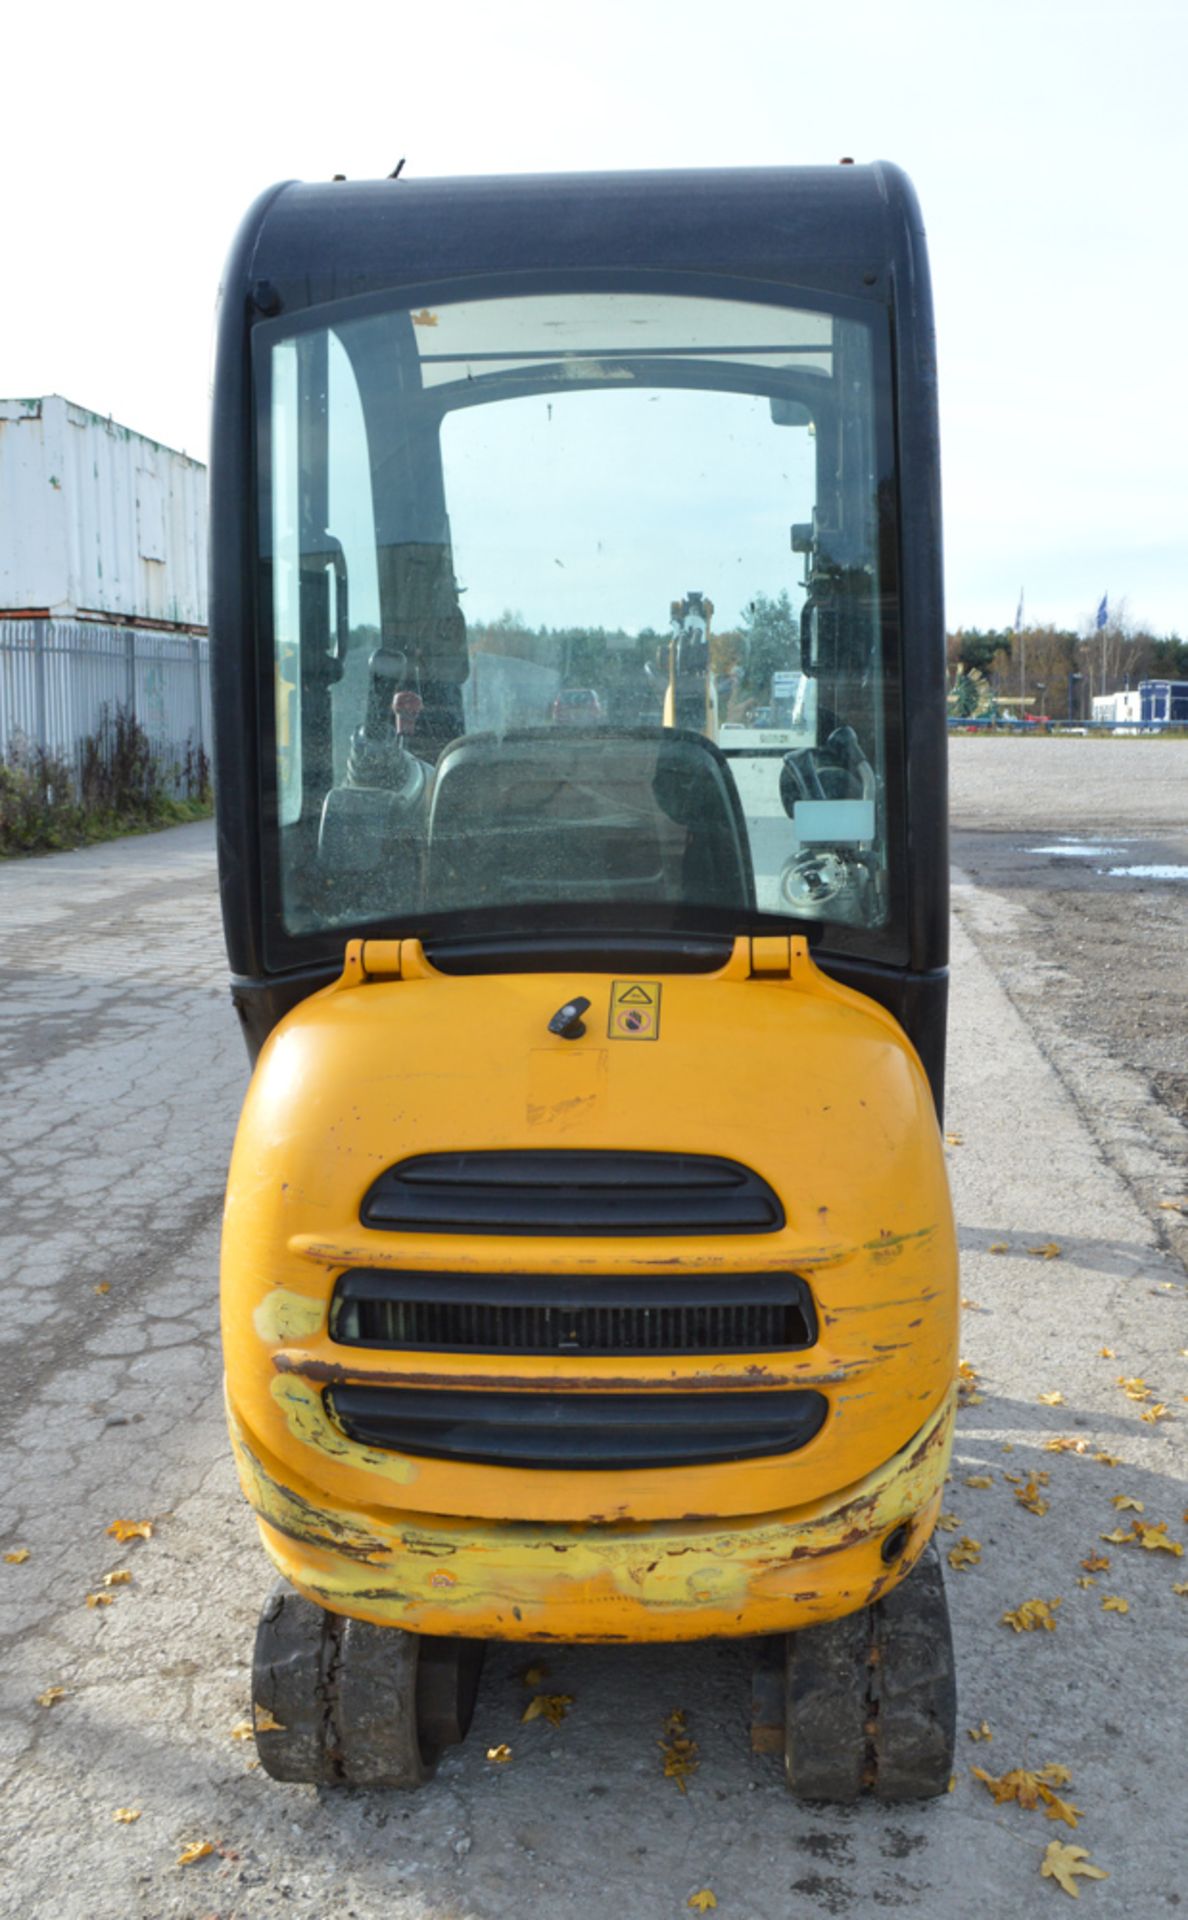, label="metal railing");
[0,620,211,789]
